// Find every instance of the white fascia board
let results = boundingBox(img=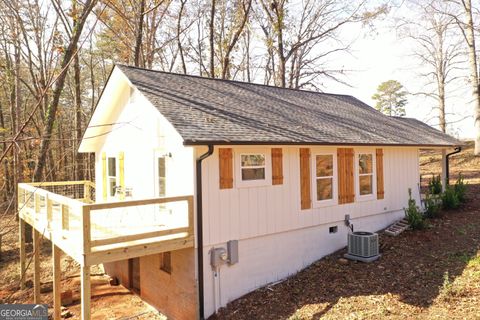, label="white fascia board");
[79,66,133,153]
